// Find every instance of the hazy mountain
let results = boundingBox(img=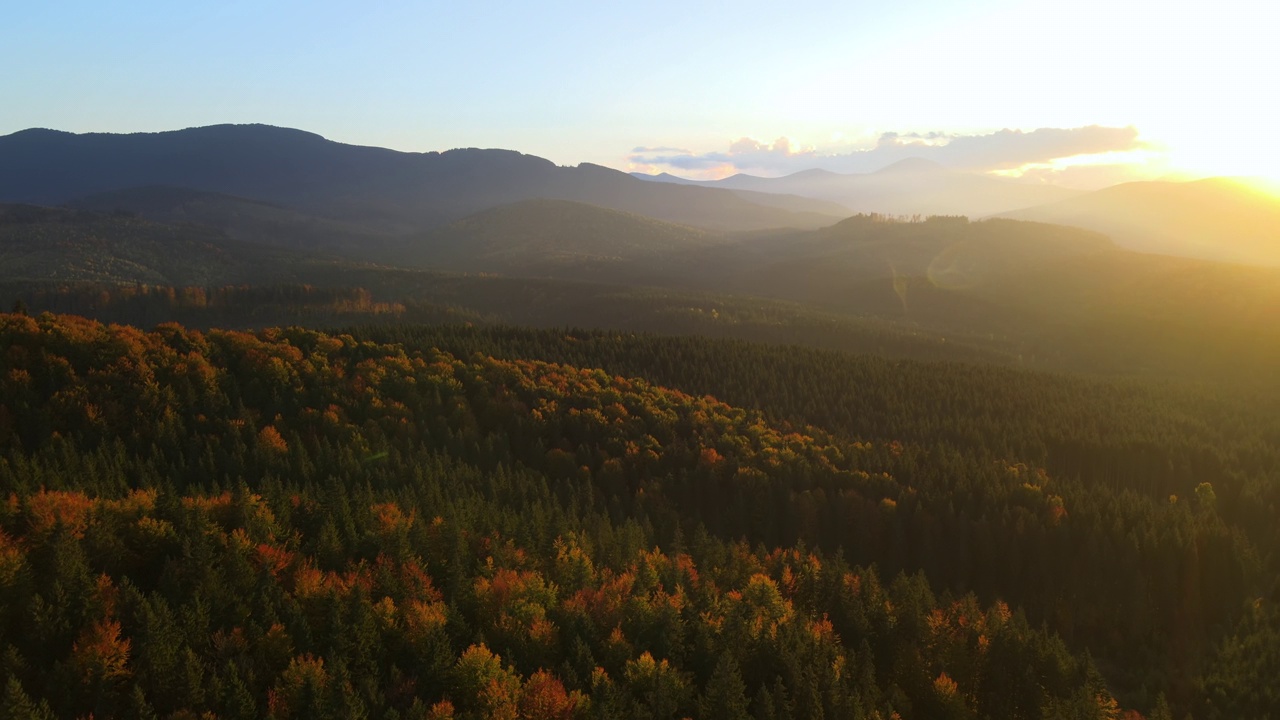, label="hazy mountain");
[625,172,852,214]
[998,177,1280,266]
[713,187,852,216]
[634,158,1081,217]
[645,213,1280,381]
[0,125,843,234]
[7,195,1280,382]
[668,216,1116,318]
